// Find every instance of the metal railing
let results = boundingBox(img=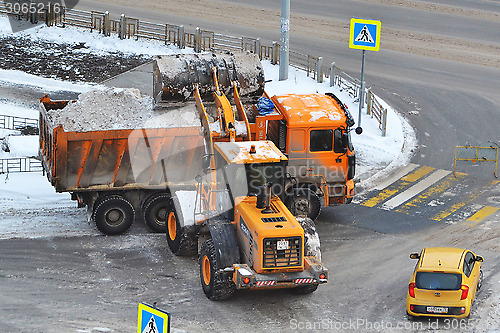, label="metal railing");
[0,1,388,136]
[0,157,42,174]
[366,89,388,137]
[454,145,499,178]
[0,114,39,130]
